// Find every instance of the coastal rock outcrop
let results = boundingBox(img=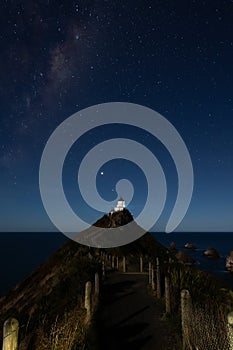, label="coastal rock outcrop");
[204,247,220,259]
[184,243,196,250]
[226,251,233,271]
